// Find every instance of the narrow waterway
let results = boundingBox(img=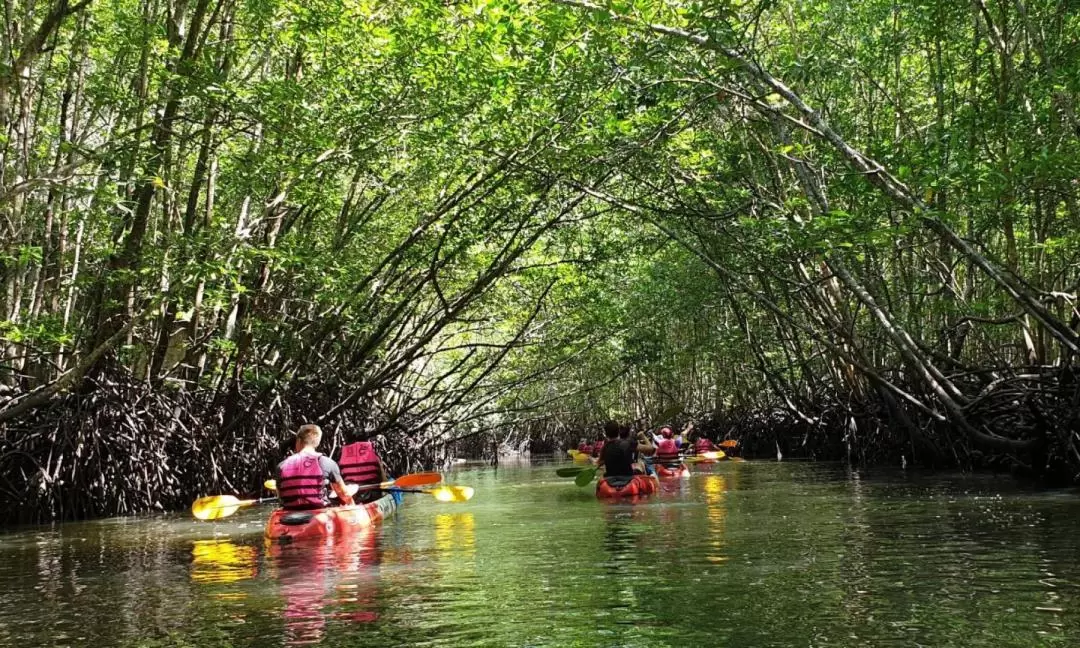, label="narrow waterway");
[0,460,1078,647]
